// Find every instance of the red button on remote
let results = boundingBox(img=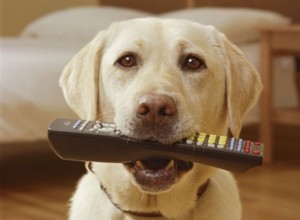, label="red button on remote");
[252,149,260,155]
